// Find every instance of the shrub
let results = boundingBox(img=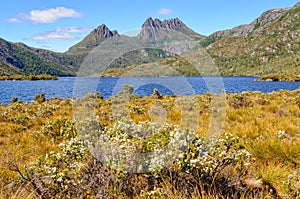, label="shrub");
[295,95,300,108]
[11,97,18,103]
[285,169,300,198]
[34,93,46,103]
[18,121,257,198]
[40,118,76,141]
[229,93,251,108]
